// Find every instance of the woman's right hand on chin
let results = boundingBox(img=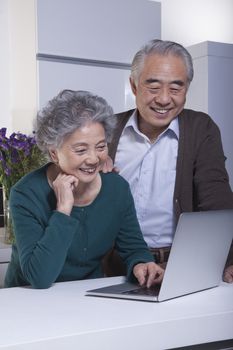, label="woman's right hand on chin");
[52,173,79,215]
